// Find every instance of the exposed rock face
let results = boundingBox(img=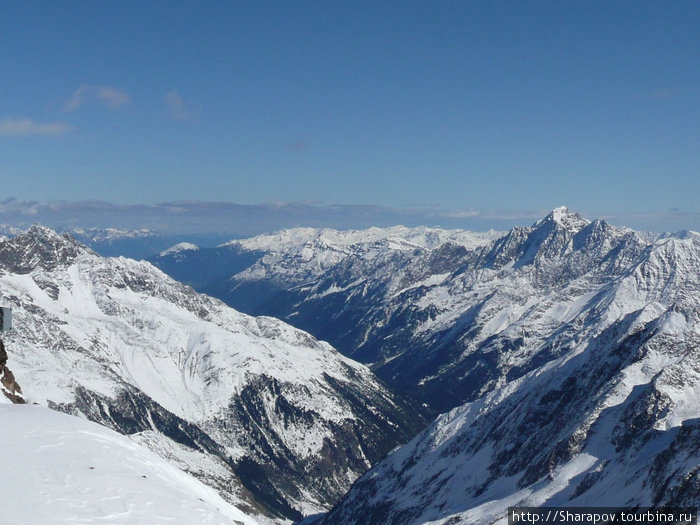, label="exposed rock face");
[0,225,85,274]
[0,338,24,403]
[0,227,426,521]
